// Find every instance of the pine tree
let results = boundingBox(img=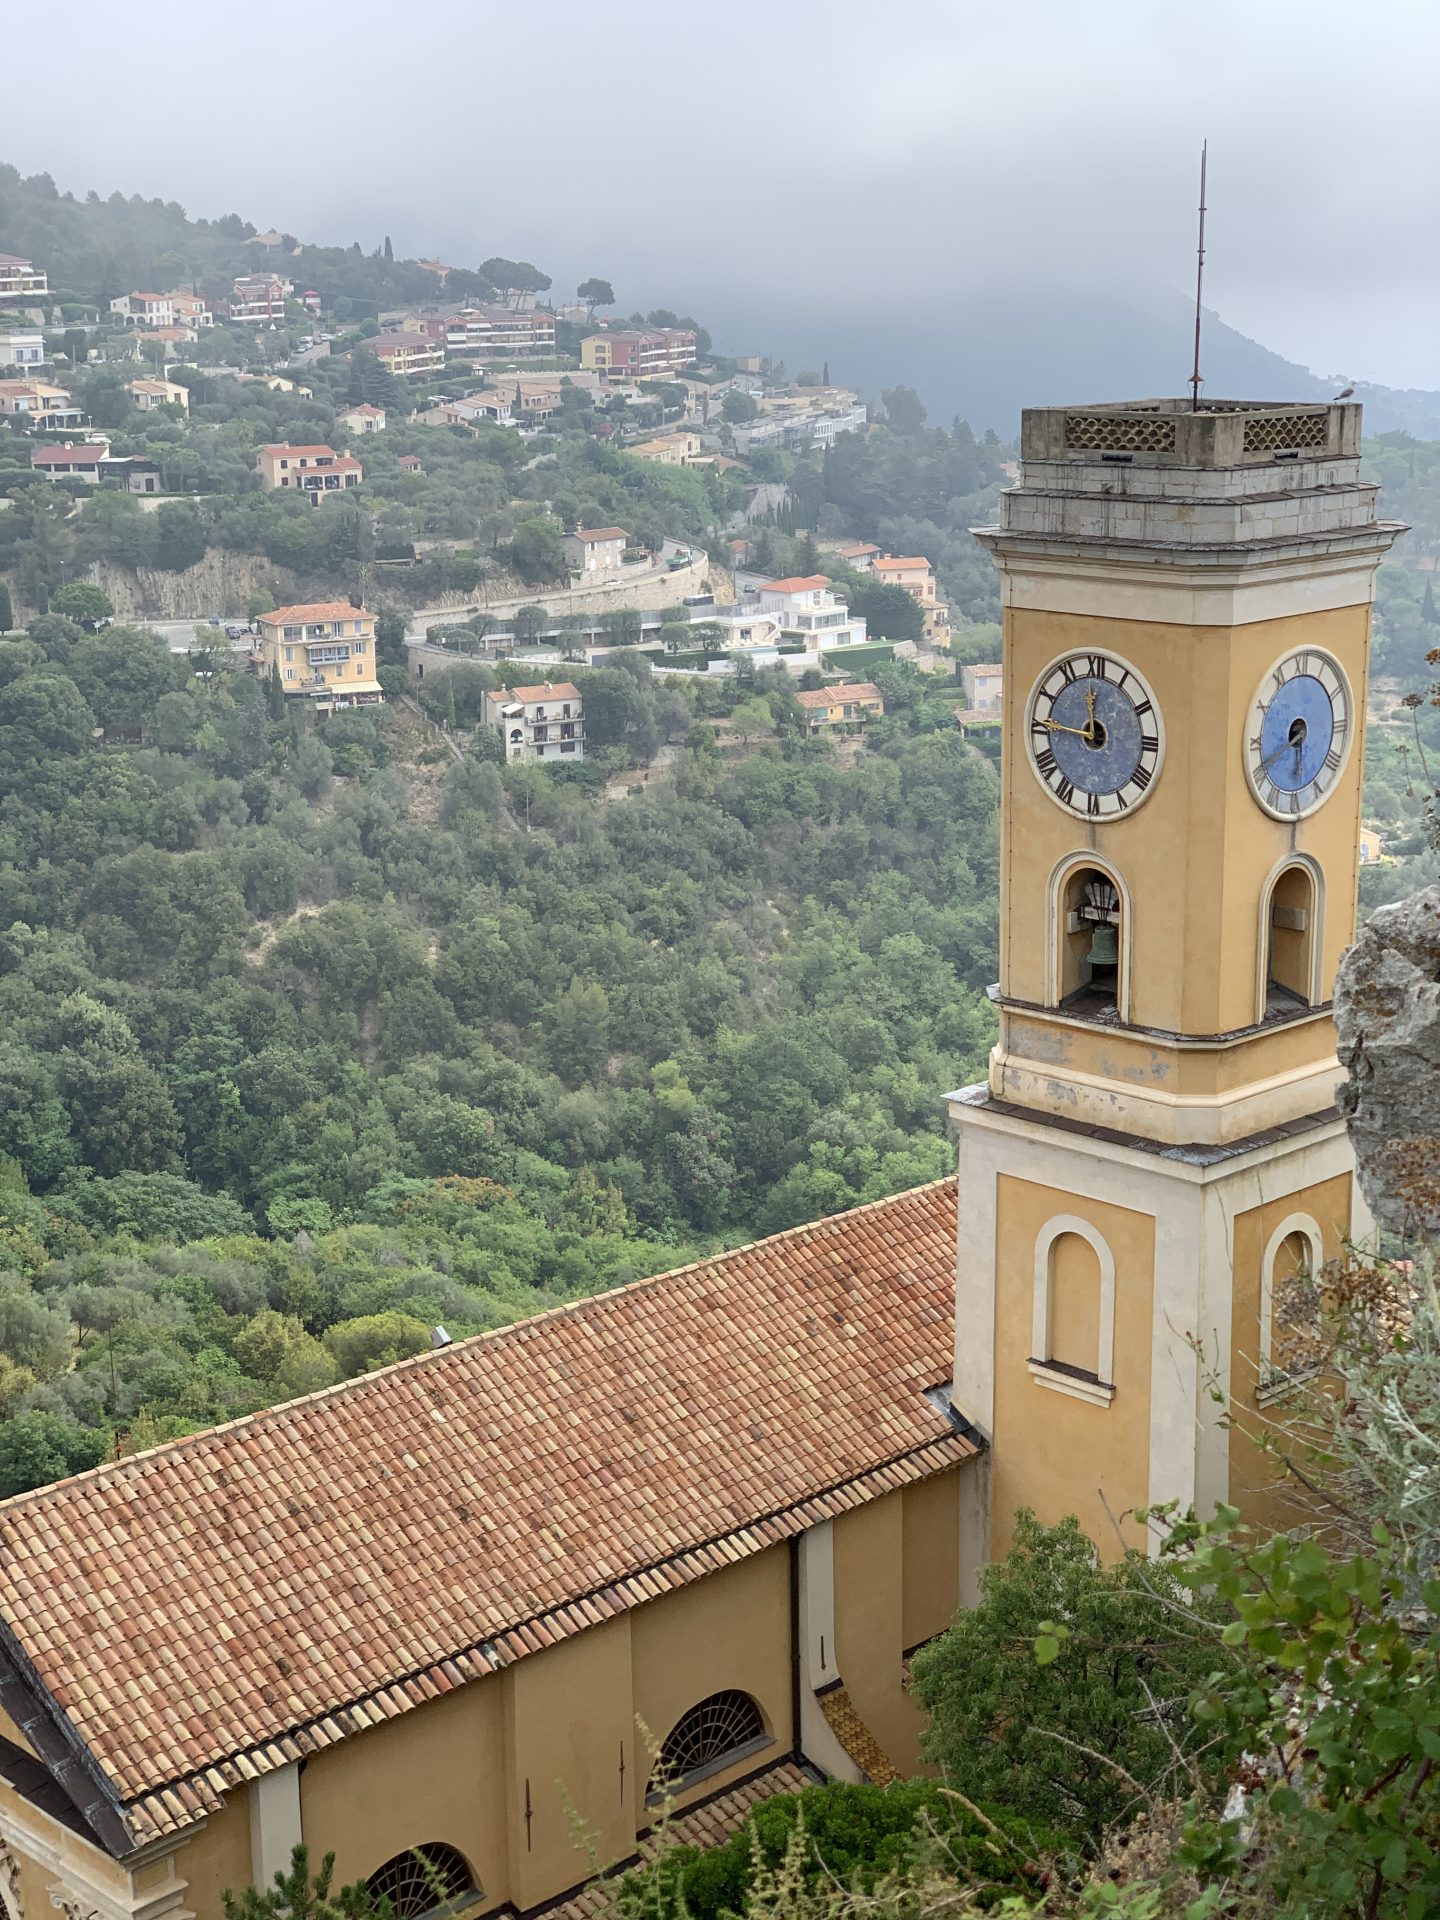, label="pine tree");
[382,235,393,262]
[822,360,830,387]
[0,582,12,634]
[266,665,287,720]
[1424,581,1438,626]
